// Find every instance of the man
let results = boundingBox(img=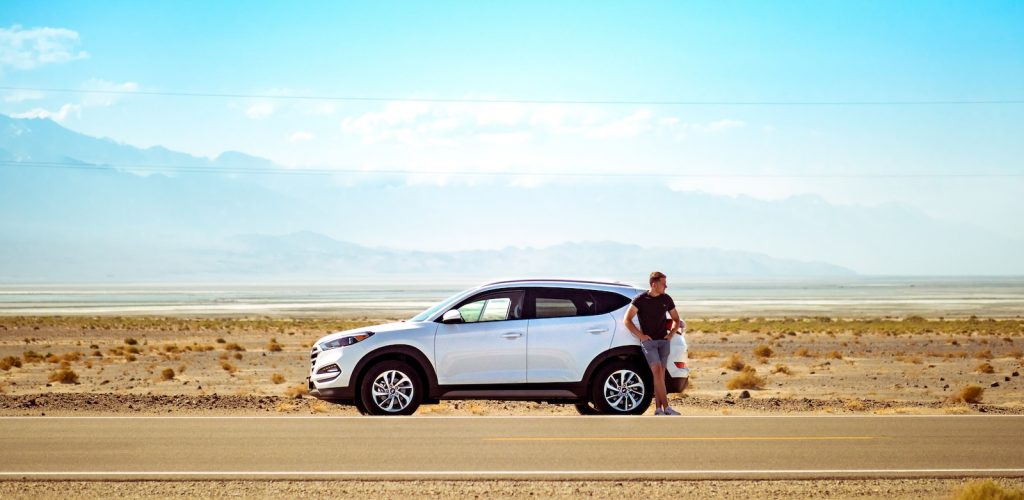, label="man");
[623,271,684,415]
